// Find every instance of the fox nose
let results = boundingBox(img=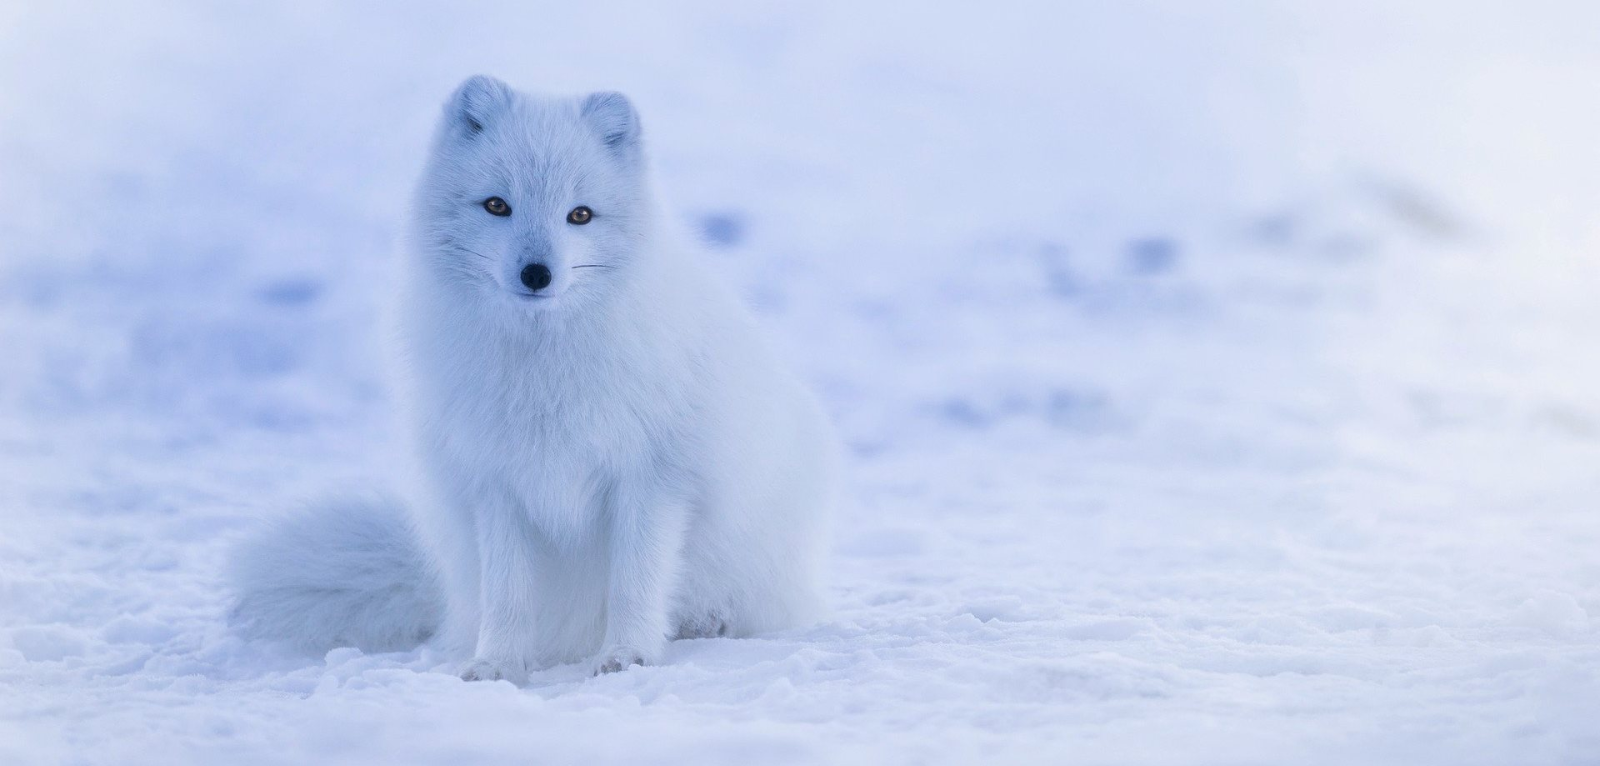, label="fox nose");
[519,263,552,292]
